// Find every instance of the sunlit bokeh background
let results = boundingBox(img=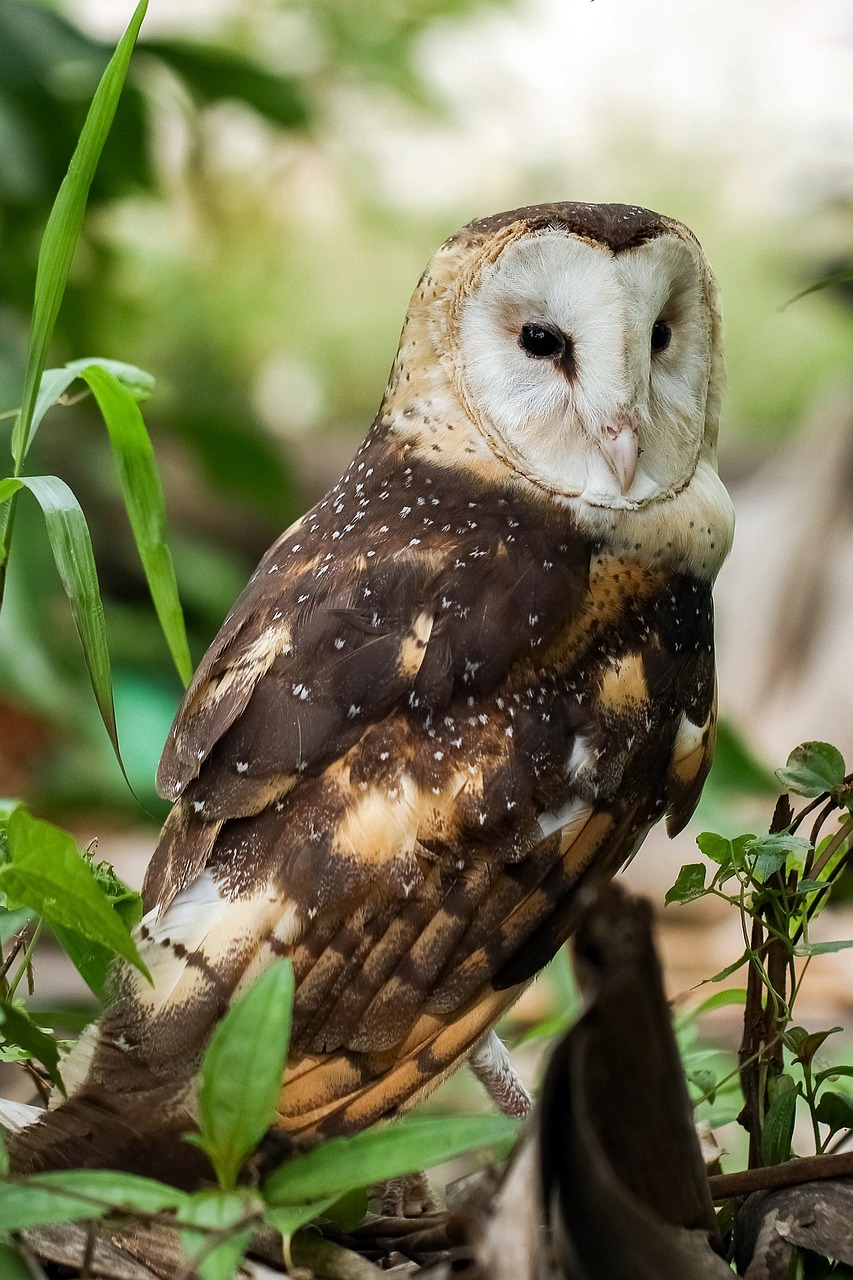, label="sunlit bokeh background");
[1,0,852,1139]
